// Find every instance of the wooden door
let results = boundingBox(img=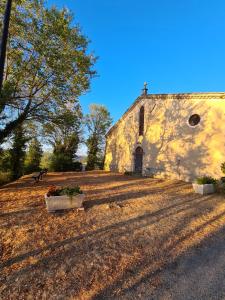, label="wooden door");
[134,146,143,174]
